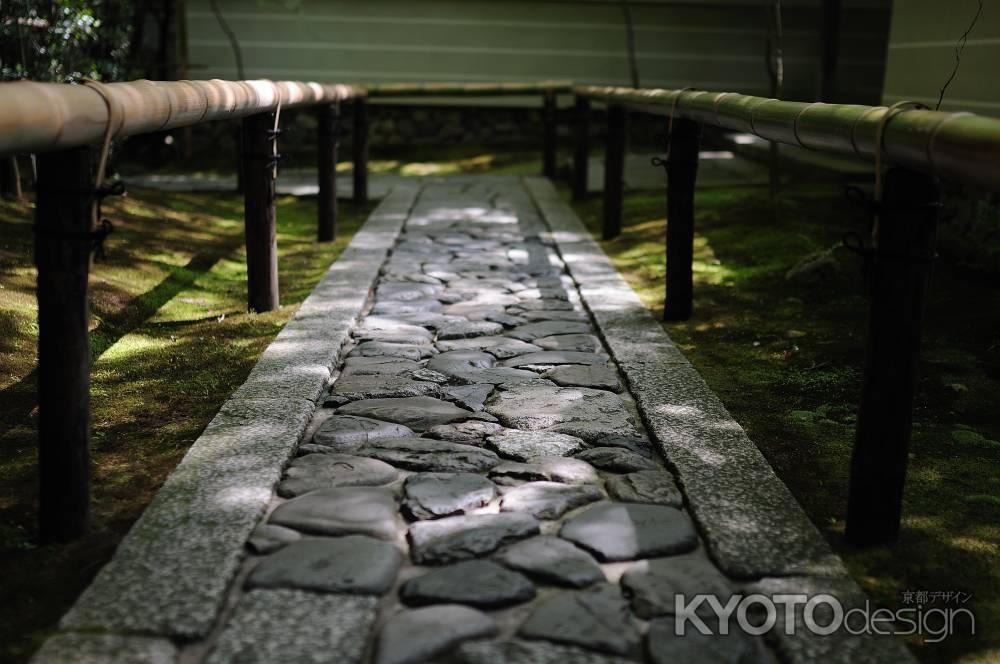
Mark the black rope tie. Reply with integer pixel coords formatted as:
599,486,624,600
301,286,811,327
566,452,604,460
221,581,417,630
842,185,939,277
651,156,669,172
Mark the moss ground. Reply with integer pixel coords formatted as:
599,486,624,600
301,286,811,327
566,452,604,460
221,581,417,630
567,181,1000,663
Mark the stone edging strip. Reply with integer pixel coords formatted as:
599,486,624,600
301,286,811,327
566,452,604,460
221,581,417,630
32,185,419,661
523,176,915,663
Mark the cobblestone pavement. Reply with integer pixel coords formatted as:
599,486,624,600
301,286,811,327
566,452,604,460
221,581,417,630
187,178,780,664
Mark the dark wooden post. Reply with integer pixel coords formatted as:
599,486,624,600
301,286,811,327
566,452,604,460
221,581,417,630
317,102,340,242
572,95,590,201
242,111,280,313
542,90,558,178
352,96,369,204
664,119,702,321
35,147,93,542
846,167,940,545
602,104,627,240
2,155,23,200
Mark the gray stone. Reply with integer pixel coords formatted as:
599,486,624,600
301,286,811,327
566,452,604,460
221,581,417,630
246,537,402,594
494,535,604,588
519,584,640,656
543,365,622,392
32,634,177,664
394,311,468,329
485,383,637,442
575,447,657,472
400,559,536,608
506,321,592,341
349,340,437,361
438,321,505,339
489,456,600,486
500,351,608,368
311,415,416,452
435,335,543,360
247,524,302,555
376,282,443,301
330,374,440,400
647,615,760,664
375,605,498,664
455,639,636,664
278,454,399,497
443,384,493,411
425,421,505,444
501,482,603,519
206,589,376,664
269,487,399,539
605,471,683,507
485,312,526,328
338,396,476,431
535,334,603,353
507,299,576,313
519,310,589,322
356,316,434,341
361,438,501,473
486,429,585,461
403,472,498,520
560,503,698,562
594,435,654,457
426,349,493,373
371,298,443,315
341,356,421,377
410,367,450,383
620,554,734,619
516,287,569,301
355,326,433,346
409,513,540,564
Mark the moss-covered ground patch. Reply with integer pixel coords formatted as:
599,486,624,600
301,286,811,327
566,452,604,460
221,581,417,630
0,189,372,662
569,182,1000,663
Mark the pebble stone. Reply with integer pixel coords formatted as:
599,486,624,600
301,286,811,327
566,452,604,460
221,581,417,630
535,334,603,353
455,639,637,664
400,559,536,608
542,365,622,392
425,421,505,444
494,536,605,588
438,321,505,339
489,456,601,486
620,555,735,619
408,513,540,564
442,384,493,411
311,415,415,451
341,356,422,377
500,351,608,368
574,447,658,473
360,437,501,473
560,503,699,562
505,321,592,341
375,605,498,664
277,454,399,498
605,470,684,507
349,341,437,361
403,472,498,520
519,584,641,656
268,487,399,540
330,374,440,400
338,396,478,431
500,482,603,519
485,383,638,442
246,524,302,555
647,615,759,664
435,336,543,359
246,537,402,594
486,429,586,461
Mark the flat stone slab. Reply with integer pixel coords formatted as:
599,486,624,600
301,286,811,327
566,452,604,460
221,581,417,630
543,365,622,392
376,282,443,301
247,537,402,594
247,523,302,555
500,351,608,368
535,334,603,353
31,634,178,664
375,605,498,664
519,584,641,656
442,384,493,411
349,341,437,361
341,356,422,377
489,456,600,486
311,415,415,451
206,589,376,664
371,298,443,315
486,383,637,442
486,429,586,461
605,471,683,507
338,396,475,431
403,472,498,520
500,482,603,519
360,438,501,473
400,559,536,608
438,321,505,339
494,535,604,588
408,513,540,564
330,374,440,400
278,454,399,497
269,487,399,540
455,639,636,664
356,316,434,340
560,503,698,562
436,336,543,359
425,421,505,444
519,310,589,322
620,554,734,619
574,447,657,473
647,615,761,664
506,321,592,341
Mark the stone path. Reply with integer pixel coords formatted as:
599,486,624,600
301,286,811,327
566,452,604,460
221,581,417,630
35,176,914,664
194,178,766,664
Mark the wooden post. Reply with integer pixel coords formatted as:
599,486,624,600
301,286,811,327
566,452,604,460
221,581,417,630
1,155,22,200
572,95,590,201
602,104,627,240
664,119,702,321
542,90,557,178
317,102,340,242
846,167,940,545
35,147,93,542
352,97,369,205
242,111,280,313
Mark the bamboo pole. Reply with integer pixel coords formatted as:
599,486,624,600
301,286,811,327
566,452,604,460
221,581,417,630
365,81,573,98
